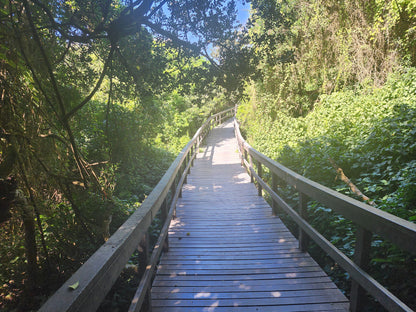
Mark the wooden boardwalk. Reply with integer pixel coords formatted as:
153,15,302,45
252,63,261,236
151,119,349,311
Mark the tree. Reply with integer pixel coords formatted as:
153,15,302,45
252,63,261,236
0,0,239,309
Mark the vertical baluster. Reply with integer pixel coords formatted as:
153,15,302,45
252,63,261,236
184,155,188,184
178,172,182,198
239,142,244,166
247,150,253,183
191,145,195,166
170,181,177,218
257,160,262,196
350,227,372,312
160,198,169,252
137,233,151,311
298,192,309,252
271,173,278,215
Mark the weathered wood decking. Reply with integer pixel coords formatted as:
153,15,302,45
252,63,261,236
151,119,349,311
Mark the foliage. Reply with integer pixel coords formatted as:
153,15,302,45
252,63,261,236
235,0,416,309
0,0,240,311
239,68,416,309
244,0,416,117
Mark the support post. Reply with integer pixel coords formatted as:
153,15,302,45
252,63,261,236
187,153,191,175
350,227,372,312
175,172,182,199
247,151,253,183
238,140,244,166
257,161,262,196
240,147,244,167
170,182,177,218
184,156,188,184
271,173,278,215
298,192,309,252
191,145,195,166
137,233,151,311
160,199,169,252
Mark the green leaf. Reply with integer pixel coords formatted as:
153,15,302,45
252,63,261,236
68,281,79,290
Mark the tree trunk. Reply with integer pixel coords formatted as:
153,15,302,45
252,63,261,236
16,189,38,292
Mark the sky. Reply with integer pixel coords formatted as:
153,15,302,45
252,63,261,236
236,1,251,26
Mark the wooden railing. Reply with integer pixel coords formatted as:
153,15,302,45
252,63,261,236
39,107,236,312
234,119,416,312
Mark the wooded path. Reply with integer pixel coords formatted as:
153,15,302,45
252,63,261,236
151,119,349,311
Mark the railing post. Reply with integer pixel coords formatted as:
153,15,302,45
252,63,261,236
247,150,253,183
257,160,262,196
187,152,191,175
191,145,195,166
350,227,372,312
183,155,188,184
240,145,245,167
137,233,151,311
271,173,278,215
160,198,169,252
170,182,177,218
298,192,309,252
240,144,244,167
178,172,182,198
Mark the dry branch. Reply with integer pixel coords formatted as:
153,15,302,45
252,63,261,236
328,157,376,206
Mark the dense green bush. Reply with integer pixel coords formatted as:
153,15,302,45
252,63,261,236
238,68,416,310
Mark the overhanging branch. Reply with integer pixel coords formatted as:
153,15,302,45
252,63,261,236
143,20,201,54
64,45,115,121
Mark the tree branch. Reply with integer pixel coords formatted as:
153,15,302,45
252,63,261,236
143,20,201,54
115,46,141,82
11,4,61,122
329,157,376,206
146,0,168,19
64,45,115,121
23,0,66,118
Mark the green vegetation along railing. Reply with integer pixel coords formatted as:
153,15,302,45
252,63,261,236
39,107,236,312
234,119,416,312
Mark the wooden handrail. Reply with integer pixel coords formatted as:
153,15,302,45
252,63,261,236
39,107,235,312
234,118,416,312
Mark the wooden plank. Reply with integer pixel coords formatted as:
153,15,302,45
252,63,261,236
155,266,326,276
152,282,340,293
160,252,306,260
152,295,349,307
153,276,333,287
162,245,300,252
166,235,295,242
153,271,327,281
168,228,292,234
167,241,298,248
158,256,313,265
152,287,343,300
152,303,350,312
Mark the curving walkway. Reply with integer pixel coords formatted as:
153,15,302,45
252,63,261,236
151,119,349,311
